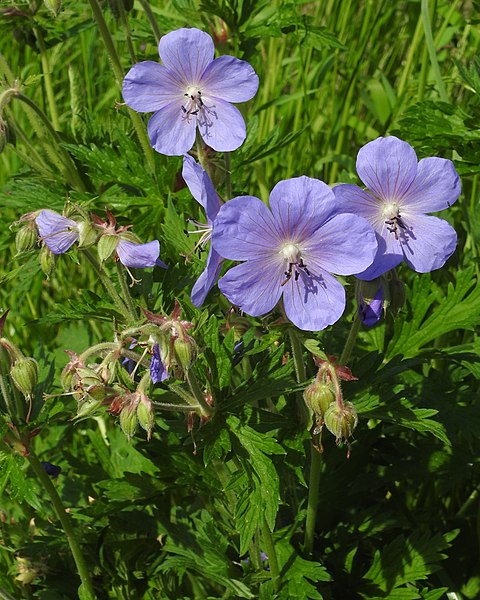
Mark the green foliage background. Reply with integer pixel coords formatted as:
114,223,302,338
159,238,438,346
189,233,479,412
0,0,480,599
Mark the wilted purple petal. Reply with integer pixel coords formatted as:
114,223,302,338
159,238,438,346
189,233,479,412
218,258,284,317
201,55,259,102
356,136,418,202
269,177,338,240
148,101,197,156
401,157,461,213
212,196,279,261
159,28,214,83
191,247,223,307
400,214,457,273
122,62,183,112
282,269,346,331
117,239,162,268
197,97,247,152
35,210,79,254
150,344,169,383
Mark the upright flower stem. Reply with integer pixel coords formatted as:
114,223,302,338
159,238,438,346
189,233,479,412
86,0,157,178
32,27,60,131
83,250,129,319
224,152,232,200
0,90,86,192
261,519,281,592
303,313,362,554
421,0,448,102
26,449,97,599
288,328,309,426
138,0,161,44
115,262,139,323
185,368,214,417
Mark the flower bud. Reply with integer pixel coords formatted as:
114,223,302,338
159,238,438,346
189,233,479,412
356,277,387,328
77,221,98,248
173,333,197,371
136,394,154,440
39,245,56,277
324,402,358,444
10,357,39,397
97,234,119,263
120,405,138,440
303,380,335,418
44,0,62,16
15,222,38,254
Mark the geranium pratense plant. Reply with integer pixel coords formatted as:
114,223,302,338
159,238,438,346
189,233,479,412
182,154,223,306
333,136,461,280
212,176,378,331
122,28,259,156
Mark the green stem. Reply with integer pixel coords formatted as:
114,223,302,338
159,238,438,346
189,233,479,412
138,0,161,45
83,250,129,318
26,449,97,599
0,586,17,600
185,368,214,417
339,312,361,365
421,0,448,102
114,0,137,64
10,92,86,191
87,0,156,177
261,519,280,592
0,371,15,420
33,27,60,130
115,262,139,323
303,314,361,554
303,448,322,555
288,328,306,382
224,152,232,199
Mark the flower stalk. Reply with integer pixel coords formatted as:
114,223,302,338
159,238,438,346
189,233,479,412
25,447,97,599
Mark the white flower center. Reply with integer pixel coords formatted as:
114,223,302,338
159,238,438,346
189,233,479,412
181,85,205,120
280,242,310,285
382,202,407,240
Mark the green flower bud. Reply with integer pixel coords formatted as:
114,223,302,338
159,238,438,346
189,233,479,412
136,394,154,440
324,402,358,444
44,0,62,16
173,334,197,371
15,222,38,254
10,357,39,397
77,221,98,248
75,396,103,419
97,234,119,263
303,380,335,418
39,246,55,278
120,405,138,440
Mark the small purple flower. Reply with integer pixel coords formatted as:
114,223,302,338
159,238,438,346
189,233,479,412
212,177,378,331
358,283,384,327
41,461,62,478
117,239,167,269
333,136,461,280
150,343,169,383
182,154,223,306
122,28,259,156
35,210,79,254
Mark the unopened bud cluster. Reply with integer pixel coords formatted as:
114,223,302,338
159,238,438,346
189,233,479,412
304,356,358,452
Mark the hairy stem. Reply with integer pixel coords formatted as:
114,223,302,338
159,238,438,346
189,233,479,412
261,519,281,592
26,449,97,599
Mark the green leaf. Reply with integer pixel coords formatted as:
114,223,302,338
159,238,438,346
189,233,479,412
362,531,452,594
386,268,480,360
